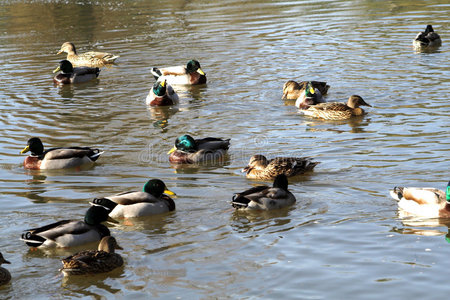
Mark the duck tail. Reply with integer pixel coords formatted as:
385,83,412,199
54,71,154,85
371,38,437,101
104,55,120,63
151,68,162,80
390,187,404,201
21,231,46,248
231,194,250,209
90,198,117,211
89,150,104,162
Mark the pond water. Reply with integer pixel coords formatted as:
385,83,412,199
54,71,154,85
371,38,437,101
0,0,449,298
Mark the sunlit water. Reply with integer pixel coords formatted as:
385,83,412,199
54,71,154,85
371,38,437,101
0,0,449,298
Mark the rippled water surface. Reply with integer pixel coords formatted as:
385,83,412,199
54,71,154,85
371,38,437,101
1,0,450,298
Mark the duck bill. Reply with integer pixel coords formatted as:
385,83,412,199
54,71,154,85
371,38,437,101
164,188,176,196
160,80,166,87
57,50,63,55
309,86,315,94
167,146,177,154
282,92,287,100
20,145,30,154
53,66,61,73
115,243,124,250
241,166,251,174
197,68,205,76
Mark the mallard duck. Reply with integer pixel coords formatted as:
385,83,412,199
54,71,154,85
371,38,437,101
390,182,450,218
146,79,179,106
151,60,206,85
232,174,296,210
0,252,11,286
242,155,319,180
167,134,230,164
300,95,371,120
60,236,123,276
57,42,119,67
20,137,103,170
90,179,176,219
53,60,100,84
413,25,442,49
294,82,326,109
21,205,111,248
283,80,329,100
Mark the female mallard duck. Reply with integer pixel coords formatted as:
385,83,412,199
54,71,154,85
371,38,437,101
413,25,442,49
242,155,319,180
390,182,450,218
90,179,176,219
168,134,230,164
20,137,103,170
151,60,206,85
21,205,111,248
57,42,119,67
146,79,179,106
232,174,296,210
294,82,326,109
283,80,329,100
60,236,123,276
300,95,371,120
0,252,11,286
53,60,100,84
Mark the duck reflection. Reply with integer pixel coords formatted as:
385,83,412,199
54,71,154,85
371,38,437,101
146,105,179,131
229,207,294,234
392,215,450,242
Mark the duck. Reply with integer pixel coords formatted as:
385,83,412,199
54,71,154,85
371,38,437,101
57,42,119,67
20,137,103,170
0,252,11,286
413,25,442,49
151,60,206,85
21,205,111,248
146,79,179,106
53,60,100,84
242,155,319,180
90,179,176,219
294,82,326,109
232,174,296,210
390,182,450,218
60,236,123,276
300,95,371,120
283,80,330,100
167,134,230,164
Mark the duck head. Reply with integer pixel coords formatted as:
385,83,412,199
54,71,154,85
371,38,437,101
0,252,10,265
186,60,205,75
84,205,110,225
98,236,123,253
273,174,289,191
446,181,450,203
53,60,74,74
168,134,197,154
153,80,167,97
347,95,371,108
21,137,44,156
143,179,175,197
241,155,269,173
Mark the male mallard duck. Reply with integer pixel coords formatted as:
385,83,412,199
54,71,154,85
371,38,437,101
242,155,319,180
283,80,329,100
294,82,326,109
232,174,296,210
168,134,230,164
53,60,100,84
146,79,179,106
21,205,110,248
20,137,103,170
60,236,123,276
57,42,119,67
390,182,450,218
0,252,11,286
300,95,371,120
413,25,442,49
90,179,176,219
151,60,206,85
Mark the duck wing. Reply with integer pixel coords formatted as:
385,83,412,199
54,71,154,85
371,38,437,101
267,157,318,177
195,138,230,151
43,147,102,160
106,191,160,205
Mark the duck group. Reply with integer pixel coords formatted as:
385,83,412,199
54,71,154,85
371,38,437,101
6,24,444,282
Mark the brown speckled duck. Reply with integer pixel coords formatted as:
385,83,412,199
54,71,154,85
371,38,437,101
300,95,371,120
242,155,319,180
57,42,119,67
60,236,123,276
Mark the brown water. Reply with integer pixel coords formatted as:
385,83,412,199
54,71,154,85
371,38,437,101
1,0,450,298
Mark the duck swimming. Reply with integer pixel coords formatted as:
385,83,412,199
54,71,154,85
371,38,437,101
390,182,450,218
168,134,230,164
90,179,176,219
151,60,206,85
53,60,100,84
20,137,103,170
232,174,296,210
300,95,371,120
21,205,111,248
283,80,329,100
242,155,318,180
294,82,326,109
0,252,11,286
57,42,119,67
413,25,442,49
60,236,123,276
146,79,179,106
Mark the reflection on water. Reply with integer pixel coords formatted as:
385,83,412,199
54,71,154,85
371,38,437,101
1,0,450,298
